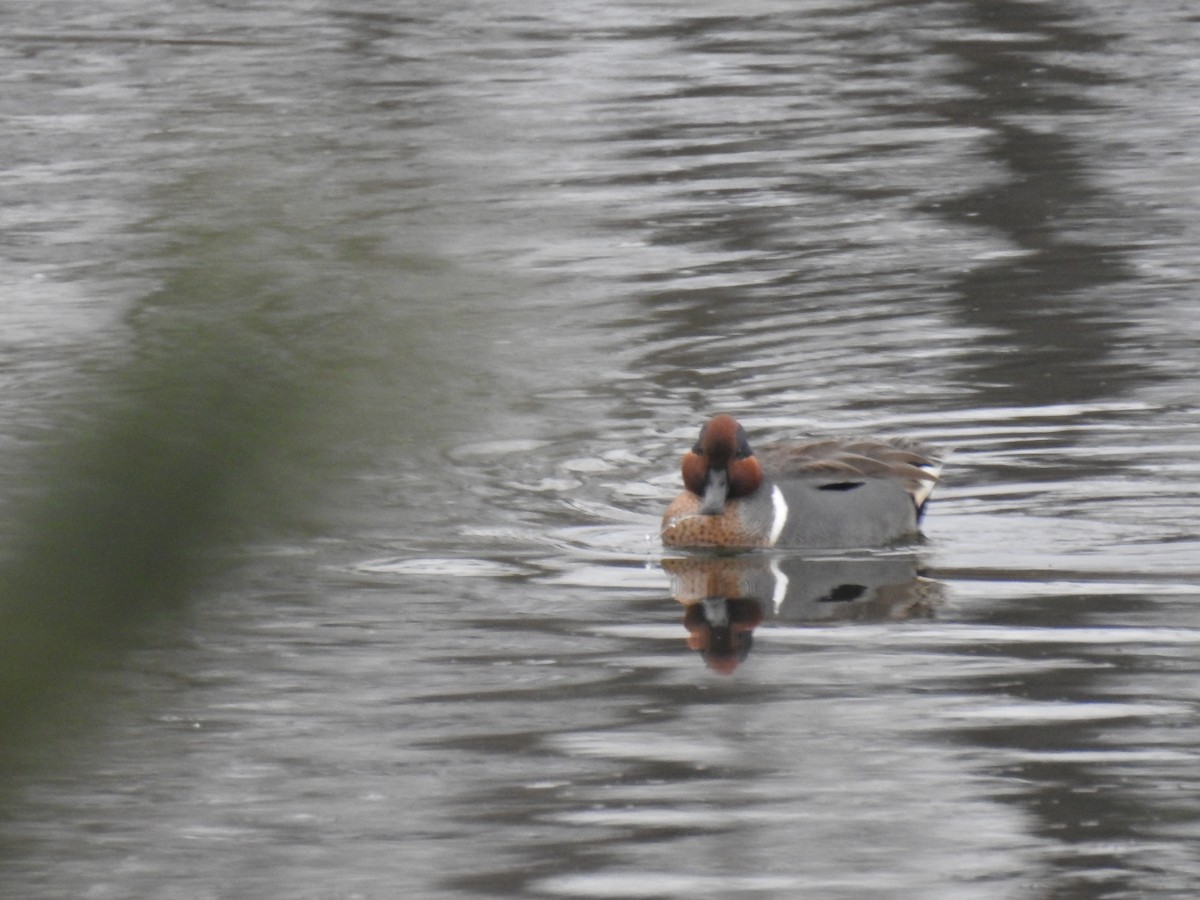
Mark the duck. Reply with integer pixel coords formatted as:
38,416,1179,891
661,414,943,549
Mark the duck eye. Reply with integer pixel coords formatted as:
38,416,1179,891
734,427,753,458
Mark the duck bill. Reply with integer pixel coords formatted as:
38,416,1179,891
699,467,729,515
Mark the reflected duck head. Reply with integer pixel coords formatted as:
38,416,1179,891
683,596,762,675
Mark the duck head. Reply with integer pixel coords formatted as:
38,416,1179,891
680,414,764,514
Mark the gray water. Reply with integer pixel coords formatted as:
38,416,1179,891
3,2,1200,898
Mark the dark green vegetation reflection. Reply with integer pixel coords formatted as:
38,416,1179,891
0,178,470,744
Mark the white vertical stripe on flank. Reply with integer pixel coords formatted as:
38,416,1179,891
768,484,788,545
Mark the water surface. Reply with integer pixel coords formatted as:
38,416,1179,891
2,2,1200,898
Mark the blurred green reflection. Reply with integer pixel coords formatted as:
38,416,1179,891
0,191,478,741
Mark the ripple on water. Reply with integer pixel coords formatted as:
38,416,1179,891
355,557,529,578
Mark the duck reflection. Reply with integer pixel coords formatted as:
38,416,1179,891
682,596,763,675
663,553,941,673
